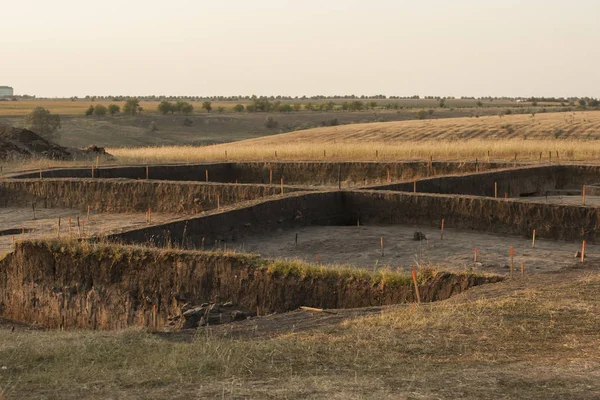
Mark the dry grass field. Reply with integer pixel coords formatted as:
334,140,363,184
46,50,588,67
104,111,600,164
1,264,598,399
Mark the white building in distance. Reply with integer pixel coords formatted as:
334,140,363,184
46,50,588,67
0,86,14,97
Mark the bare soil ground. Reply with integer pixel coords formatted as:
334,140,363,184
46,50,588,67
0,207,182,256
240,224,595,276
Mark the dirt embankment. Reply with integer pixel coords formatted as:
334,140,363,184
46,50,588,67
9,161,514,186
346,190,600,242
0,241,501,330
0,125,111,161
0,179,310,213
369,165,600,197
110,189,600,247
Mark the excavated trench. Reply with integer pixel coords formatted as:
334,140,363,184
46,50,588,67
0,241,502,330
9,161,515,186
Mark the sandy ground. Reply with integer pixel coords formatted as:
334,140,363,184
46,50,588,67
0,207,183,256
240,224,595,276
527,194,600,206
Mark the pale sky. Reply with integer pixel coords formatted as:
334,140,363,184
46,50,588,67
2,0,599,98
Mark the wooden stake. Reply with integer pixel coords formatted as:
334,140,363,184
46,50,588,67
57,217,61,238
387,168,390,183
494,182,498,198
280,178,284,195
375,150,379,159
441,218,445,240
380,237,384,257
205,169,208,183
87,205,90,222
148,208,151,224
582,185,586,205
269,169,273,184
338,165,342,190
323,149,326,158
413,179,417,193
68,217,72,237
39,168,42,180
474,248,478,264
411,266,421,304
475,158,478,172
275,151,278,158
318,254,321,265
509,247,514,279
581,240,586,263
532,230,536,248
146,166,149,180
549,151,552,163
521,263,525,277
225,150,227,159
217,194,220,210
295,233,298,246
487,150,490,163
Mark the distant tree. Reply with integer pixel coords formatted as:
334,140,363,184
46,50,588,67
232,104,245,112
202,101,212,113
369,101,378,109
24,106,61,140
180,103,194,115
264,116,278,129
123,98,141,116
93,104,107,117
158,101,173,115
279,104,293,112
293,103,302,111
107,104,120,116
578,99,587,108
476,100,483,107
85,105,94,116
415,110,428,120
438,99,446,108
216,106,225,113
588,98,600,107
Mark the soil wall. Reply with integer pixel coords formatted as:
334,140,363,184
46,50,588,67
0,179,309,213
345,190,600,242
109,191,348,247
369,165,600,197
10,161,513,186
0,241,501,330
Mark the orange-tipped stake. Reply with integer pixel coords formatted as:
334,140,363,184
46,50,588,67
148,208,152,224
413,179,417,193
87,205,90,222
504,193,507,199
521,263,525,277
441,219,445,240
411,266,421,304
582,185,586,205
280,178,284,195
11,235,14,245
205,169,208,183
581,240,586,263
269,169,273,184
532,230,536,248
146,166,149,180
474,248,478,264
318,254,321,265
509,247,514,279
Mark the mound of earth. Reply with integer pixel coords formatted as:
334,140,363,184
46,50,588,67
0,125,113,161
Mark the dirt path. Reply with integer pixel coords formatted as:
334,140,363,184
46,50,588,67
240,224,595,276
